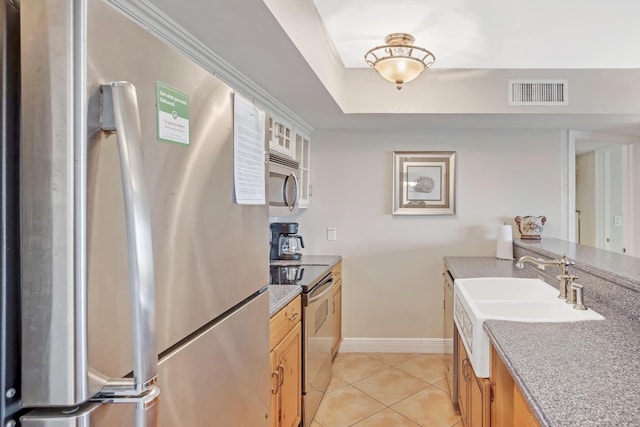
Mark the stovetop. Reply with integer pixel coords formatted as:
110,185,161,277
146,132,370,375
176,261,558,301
269,264,331,292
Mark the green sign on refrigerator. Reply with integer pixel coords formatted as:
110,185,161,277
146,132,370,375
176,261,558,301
156,82,190,145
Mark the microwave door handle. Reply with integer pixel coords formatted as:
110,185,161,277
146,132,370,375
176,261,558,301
282,172,299,209
282,174,291,207
289,172,299,209
100,82,158,394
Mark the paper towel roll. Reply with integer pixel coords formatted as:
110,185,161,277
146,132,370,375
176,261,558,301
496,225,514,260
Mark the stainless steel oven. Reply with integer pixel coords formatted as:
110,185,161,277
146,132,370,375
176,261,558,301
302,272,333,427
269,264,334,427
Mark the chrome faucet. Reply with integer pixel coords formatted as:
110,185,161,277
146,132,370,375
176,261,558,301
515,255,576,300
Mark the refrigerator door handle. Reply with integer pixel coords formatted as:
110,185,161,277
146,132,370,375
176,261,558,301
135,385,161,427
20,386,161,427
100,82,158,394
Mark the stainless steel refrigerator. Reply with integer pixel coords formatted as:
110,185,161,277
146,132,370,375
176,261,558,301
2,0,270,425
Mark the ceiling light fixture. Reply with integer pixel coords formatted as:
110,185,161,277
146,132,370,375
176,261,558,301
364,33,435,90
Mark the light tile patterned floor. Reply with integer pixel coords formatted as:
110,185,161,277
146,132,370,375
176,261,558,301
311,353,462,427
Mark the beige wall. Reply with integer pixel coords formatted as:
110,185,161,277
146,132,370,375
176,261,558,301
295,129,564,342
576,152,596,246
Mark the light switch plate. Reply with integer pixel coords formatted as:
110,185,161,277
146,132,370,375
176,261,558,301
327,227,337,241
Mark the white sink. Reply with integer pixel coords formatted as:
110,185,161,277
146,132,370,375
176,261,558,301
453,277,604,378
457,277,558,301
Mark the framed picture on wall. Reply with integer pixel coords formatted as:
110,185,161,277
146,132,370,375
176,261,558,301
392,151,456,215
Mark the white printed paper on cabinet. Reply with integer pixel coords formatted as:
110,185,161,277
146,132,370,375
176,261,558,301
233,93,266,204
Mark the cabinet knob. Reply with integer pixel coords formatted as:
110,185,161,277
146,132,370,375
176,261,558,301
289,312,299,321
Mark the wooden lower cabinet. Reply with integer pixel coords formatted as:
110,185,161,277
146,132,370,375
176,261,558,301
331,262,343,358
456,332,491,427
490,344,540,427
457,333,469,420
490,344,513,427
513,384,540,427
270,296,302,427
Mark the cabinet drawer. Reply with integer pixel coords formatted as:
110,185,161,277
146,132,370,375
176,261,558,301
270,295,301,350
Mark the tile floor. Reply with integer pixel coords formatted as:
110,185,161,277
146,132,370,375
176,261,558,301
311,353,461,427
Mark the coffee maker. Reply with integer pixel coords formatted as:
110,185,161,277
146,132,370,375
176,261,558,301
270,222,305,260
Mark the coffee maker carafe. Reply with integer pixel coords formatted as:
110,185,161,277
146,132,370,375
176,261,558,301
270,222,305,260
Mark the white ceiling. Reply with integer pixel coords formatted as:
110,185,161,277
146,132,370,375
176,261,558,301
144,0,640,135
312,0,640,69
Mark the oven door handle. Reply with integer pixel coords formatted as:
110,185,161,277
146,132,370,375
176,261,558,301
308,277,334,303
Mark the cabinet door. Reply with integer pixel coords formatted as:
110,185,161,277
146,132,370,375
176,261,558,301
457,334,469,425
470,375,483,427
268,116,295,159
332,280,342,358
295,130,311,208
273,322,302,427
470,370,491,427
514,385,540,427
490,344,514,427
270,350,279,427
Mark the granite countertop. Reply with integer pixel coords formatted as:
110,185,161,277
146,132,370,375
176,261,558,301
268,255,342,317
444,256,521,279
269,285,302,316
486,311,640,426
445,255,640,426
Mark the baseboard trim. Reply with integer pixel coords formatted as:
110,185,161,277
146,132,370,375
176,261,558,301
338,338,453,354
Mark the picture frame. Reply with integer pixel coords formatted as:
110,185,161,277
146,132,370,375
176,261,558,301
392,151,456,215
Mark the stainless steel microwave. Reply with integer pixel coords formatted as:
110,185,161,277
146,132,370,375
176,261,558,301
268,153,300,217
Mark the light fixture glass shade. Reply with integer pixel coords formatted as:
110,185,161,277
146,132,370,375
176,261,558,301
365,33,435,90
374,57,425,87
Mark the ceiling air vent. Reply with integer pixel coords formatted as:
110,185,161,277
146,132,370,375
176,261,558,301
508,79,568,106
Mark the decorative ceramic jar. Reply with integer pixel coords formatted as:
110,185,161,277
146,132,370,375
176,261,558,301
514,215,546,240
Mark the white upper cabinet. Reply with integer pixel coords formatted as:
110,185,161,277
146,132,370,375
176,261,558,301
295,129,311,208
266,113,312,211
267,115,295,160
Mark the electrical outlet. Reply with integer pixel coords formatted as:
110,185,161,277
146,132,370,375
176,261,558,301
327,228,337,241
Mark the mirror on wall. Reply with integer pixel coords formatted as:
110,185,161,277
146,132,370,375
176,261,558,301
568,130,639,258
575,143,627,254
